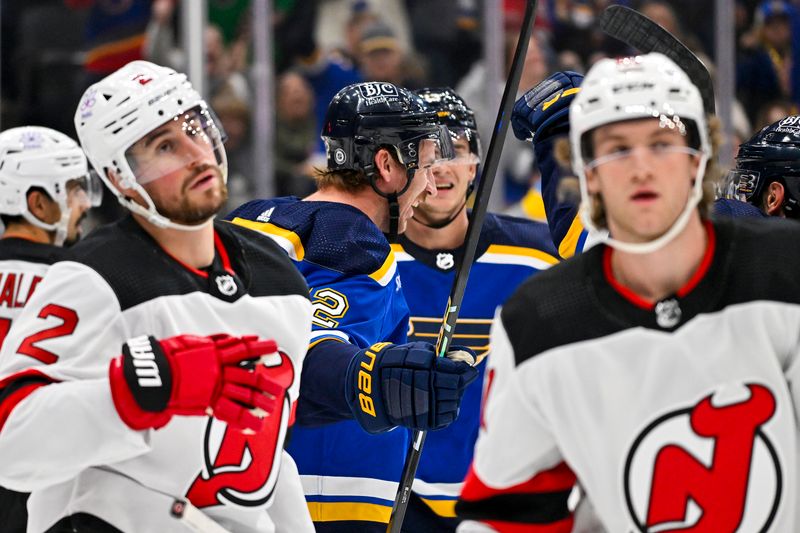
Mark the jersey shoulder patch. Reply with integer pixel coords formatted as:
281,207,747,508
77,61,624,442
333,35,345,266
227,197,392,277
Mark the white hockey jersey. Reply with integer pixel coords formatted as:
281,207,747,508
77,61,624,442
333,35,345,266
0,217,313,533
0,238,65,351
457,218,800,532
0,237,67,533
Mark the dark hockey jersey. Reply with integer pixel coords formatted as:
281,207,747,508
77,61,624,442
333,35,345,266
0,217,313,533
457,217,800,532
394,213,558,523
227,198,412,530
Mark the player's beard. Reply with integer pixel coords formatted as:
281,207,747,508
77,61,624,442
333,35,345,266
160,166,228,225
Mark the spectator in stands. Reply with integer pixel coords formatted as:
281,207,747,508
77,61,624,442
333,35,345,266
357,20,427,88
737,0,799,123
274,71,319,198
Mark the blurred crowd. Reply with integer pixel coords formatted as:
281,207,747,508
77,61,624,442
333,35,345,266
1,0,799,220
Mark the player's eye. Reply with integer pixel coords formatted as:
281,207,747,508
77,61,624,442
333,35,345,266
651,141,673,152
156,139,175,154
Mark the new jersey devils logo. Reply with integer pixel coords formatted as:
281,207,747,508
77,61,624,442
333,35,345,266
623,383,782,532
185,350,295,508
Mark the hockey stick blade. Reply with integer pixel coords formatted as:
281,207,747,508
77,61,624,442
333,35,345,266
599,5,715,115
385,2,540,532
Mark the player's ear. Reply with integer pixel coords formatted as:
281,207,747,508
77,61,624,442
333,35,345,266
585,166,600,195
373,148,395,187
765,181,785,216
27,189,59,224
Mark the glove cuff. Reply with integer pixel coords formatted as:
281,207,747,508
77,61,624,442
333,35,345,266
109,356,171,431
120,335,173,412
345,342,395,434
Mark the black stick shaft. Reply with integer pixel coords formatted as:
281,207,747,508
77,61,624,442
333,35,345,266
385,2,539,531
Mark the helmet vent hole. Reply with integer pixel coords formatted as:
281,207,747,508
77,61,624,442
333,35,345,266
158,110,164,116
102,93,113,101
177,99,183,106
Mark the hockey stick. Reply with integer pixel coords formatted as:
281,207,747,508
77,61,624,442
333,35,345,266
598,5,715,115
385,2,539,532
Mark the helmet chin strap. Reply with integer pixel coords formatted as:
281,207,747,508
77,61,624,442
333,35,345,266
387,192,400,243
121,179,215,232
21,207,70,246
371,166,416,243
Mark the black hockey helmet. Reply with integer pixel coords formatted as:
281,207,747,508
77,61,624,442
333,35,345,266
724,115,800,217
322,81,455,241
322,82,454,178
414,87,482,160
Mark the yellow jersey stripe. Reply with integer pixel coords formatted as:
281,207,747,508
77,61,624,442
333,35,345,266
369,253,397,286
421,497,457,518
484,244,559,265
307,501,391,523
229,218,305,261
558,215,586,260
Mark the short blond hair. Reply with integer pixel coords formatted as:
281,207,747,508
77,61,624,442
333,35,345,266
554,116,722,230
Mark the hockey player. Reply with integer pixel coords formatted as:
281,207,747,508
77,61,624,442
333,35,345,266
0,61,314,532
457,52,800,531
394,87,558,532
723,115,800,217
226,82,479,533
0,126,101,532
512,70,764,261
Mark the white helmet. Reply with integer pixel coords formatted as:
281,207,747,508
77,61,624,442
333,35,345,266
569,52,710,254
0,126,102,245
74,60,227,231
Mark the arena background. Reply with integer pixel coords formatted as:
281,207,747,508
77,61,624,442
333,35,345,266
0,0,785,223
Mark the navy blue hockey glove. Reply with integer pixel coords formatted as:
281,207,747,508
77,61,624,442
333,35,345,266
345,342,478,434
511,71,584,144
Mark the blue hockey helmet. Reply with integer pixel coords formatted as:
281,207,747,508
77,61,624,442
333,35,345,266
724,115,800,216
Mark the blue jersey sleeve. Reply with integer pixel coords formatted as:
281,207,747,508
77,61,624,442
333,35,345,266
535,135,589,259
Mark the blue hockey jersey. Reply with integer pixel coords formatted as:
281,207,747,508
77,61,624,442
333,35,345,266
394,213,559,524
226,197,412,531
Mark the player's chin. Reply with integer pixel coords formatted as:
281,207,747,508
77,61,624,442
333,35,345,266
177,188,228,224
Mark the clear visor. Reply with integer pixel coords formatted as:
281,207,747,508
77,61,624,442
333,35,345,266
585,145,700,171
720,168,760,202
397,125,456,170
66,171,103,208
436,130,481,167
124,105,227,185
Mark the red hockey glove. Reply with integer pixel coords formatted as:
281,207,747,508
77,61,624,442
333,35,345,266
109,334,285,432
